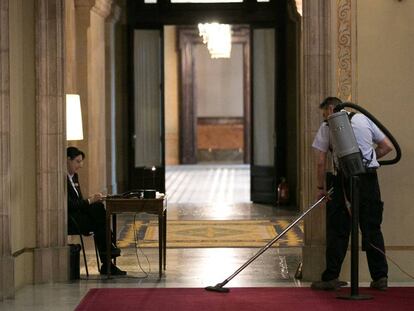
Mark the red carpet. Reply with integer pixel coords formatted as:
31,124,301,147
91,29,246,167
75,287,414,311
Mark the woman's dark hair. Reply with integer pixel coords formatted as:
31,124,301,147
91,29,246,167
319,96,342,109
67,146,85,160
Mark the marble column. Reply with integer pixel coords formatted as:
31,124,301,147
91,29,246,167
65,0,78,94
74,0,113,196
300,0,333,281
105,5,121,195
34,0,68,283
0,0,14,300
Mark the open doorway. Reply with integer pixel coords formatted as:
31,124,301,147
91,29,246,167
177,25,250,165
128,0,301,209
164,25,252,210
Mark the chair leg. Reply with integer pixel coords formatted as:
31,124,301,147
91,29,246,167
79,234,89,277
93,235,101,272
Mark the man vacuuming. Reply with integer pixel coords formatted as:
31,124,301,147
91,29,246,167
311,97,393,291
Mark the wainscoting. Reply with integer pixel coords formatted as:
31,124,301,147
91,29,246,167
197,117,244,163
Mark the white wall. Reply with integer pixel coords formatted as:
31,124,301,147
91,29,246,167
194,43,244,117
339,0,414,282
358,1,414,242
164,26,180,165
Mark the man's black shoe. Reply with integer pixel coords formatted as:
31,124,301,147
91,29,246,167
100,263,127,276
311,279,347,291
111,265,127,276
370,277,387,290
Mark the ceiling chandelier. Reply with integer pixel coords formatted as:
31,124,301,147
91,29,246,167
198,23,232,59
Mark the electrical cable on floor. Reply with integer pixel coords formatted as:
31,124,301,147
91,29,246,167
371,242,414,280
278,255,289,280
133,213,151,278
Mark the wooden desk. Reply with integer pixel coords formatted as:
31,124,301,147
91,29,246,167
105,197,167,278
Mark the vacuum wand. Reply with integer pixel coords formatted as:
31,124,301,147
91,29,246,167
205,188,333,293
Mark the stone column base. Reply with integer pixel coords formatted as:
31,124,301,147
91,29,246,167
301,245,326,281
34,246,70,284
0,255,15,300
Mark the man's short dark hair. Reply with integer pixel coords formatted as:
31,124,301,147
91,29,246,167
67,146,85,160
319,97,342,109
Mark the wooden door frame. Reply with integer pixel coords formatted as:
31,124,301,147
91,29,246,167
178,25,251,164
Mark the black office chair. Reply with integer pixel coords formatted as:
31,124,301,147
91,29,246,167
68,215,100,277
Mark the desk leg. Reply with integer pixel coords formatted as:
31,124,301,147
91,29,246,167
112,215,117,265
158,213,163,278
106,212,112,278
163,209,167,270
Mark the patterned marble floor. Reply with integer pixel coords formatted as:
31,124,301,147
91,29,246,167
112,164,302,282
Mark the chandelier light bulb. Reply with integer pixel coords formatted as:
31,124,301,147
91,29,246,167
198,23,232,59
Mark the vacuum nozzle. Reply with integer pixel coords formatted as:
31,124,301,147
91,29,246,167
205,282,230,293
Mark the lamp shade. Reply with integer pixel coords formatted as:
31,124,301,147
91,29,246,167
66,94,84,140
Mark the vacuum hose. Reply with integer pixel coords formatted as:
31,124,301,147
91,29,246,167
334,102,402,166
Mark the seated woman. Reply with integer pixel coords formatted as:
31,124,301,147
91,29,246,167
67,146,126,275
